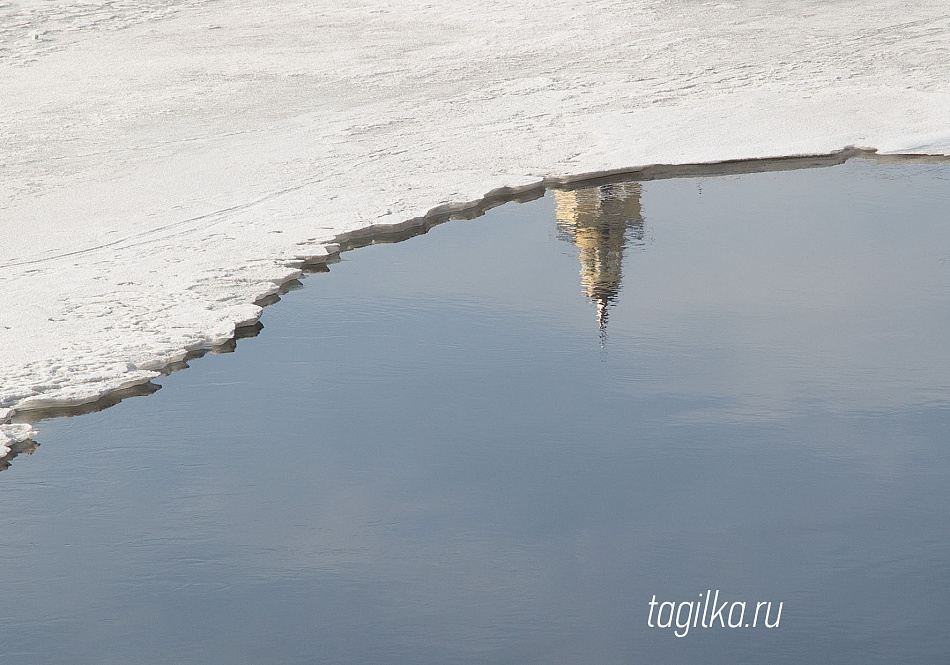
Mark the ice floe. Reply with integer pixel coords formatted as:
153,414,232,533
3,0,950,442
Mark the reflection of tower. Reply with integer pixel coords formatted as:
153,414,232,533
555,182,644,344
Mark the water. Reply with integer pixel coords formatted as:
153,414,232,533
2,158,950,663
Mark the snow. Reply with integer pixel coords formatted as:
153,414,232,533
3,0,950,451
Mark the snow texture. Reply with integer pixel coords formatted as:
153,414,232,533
3,0,950,450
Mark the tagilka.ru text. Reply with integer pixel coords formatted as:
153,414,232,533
648,590,783,637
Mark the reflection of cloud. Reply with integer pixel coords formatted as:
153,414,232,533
555,183,644,343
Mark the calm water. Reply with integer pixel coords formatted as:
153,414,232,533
2,158,950,663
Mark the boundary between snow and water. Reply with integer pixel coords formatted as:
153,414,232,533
3,147,950,454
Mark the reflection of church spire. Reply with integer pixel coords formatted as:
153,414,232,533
555,182,644,344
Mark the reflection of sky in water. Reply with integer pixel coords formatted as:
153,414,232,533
2,159,950,664
561,161,950,423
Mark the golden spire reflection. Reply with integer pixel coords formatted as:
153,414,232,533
555,182,644,344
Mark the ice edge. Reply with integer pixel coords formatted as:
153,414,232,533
3,146,948,441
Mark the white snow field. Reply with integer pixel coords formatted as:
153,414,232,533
3,0,950,449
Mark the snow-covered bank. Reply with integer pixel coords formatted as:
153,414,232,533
3,0,950,450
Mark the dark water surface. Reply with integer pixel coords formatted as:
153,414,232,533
2,158,950,663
